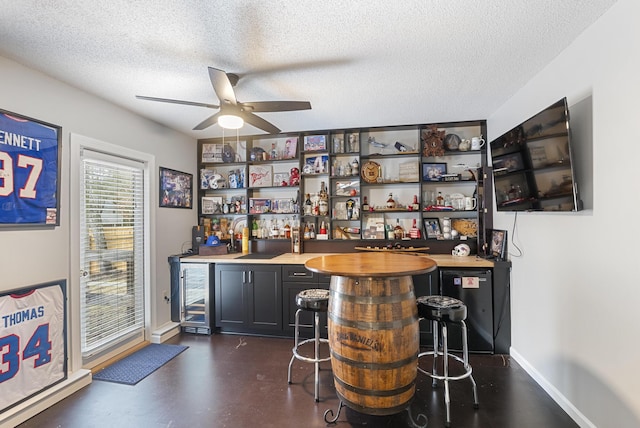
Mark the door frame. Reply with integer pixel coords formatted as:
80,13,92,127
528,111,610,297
69,133,155,370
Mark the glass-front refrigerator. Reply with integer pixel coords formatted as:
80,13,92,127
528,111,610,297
174,260,213,335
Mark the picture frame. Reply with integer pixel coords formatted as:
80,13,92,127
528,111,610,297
423,218,442,238
248,165,272,187
201,140,246,163
201,196,223,214
303,135,327,152
488,229,508,260
159,167,193,209
422,162,447,181
0,109,62,226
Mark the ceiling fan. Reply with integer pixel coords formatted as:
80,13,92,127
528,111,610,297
136,67,311,134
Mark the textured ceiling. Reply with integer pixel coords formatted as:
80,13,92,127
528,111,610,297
0,0,617,138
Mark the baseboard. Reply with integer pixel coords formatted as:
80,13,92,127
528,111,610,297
510,347,596,428
0,369,92,428
151,321,181,344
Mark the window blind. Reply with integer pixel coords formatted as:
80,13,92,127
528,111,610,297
79,151,145,355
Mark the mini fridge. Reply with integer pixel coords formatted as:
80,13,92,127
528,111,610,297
169,256,214,335
440,269,494,353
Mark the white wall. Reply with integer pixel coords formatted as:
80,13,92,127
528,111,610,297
0,55,196,415
488,0,640,426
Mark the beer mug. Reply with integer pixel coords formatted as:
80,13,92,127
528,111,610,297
464,196,477,211
471,136,485,150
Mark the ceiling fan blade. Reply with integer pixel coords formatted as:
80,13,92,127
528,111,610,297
208,67,237,106
136,95,219,109
193,112,223,131
240,101,311,113
241,111,281,134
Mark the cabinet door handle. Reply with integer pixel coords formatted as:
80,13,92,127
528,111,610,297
292,272,308,277
243,271,246,283
248,271,253,283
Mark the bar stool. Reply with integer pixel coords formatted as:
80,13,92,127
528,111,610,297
287,288,331,402
417,295,478,427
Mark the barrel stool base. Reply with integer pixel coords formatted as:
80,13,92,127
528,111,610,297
287,289,331,402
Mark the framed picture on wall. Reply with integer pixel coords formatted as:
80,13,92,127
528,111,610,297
0,109,61,226
159,167,193,208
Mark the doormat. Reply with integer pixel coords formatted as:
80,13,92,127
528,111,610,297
92,344,188,385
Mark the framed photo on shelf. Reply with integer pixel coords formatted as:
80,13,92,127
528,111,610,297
0,109,61,226
303,135,327,152
423,218,441,238
248,165,272,187
422,163,447,181
201,196,223,214
283,137,298,159
488,229,508,260
159,167,193,209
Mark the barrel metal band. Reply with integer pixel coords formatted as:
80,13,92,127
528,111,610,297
329,290,415,305
333,375,415,397
331,349,417,369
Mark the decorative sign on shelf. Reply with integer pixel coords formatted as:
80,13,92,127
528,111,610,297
0,280,68,412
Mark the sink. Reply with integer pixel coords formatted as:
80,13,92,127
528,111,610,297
236,253,282,260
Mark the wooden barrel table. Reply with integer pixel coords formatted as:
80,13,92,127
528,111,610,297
305,253,436,416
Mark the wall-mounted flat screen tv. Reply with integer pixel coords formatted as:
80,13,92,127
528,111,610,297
490,98,582,212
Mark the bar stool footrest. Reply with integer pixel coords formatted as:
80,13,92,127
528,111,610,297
417,350,473,381
291,338,331,364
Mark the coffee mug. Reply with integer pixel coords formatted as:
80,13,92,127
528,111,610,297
471,136,485,150
464,196,477,210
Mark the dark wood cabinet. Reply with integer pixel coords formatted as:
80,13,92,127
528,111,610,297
211,260,510,353
282,265,330,338
215,264,282,334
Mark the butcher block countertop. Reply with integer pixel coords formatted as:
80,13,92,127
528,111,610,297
182,252,495,268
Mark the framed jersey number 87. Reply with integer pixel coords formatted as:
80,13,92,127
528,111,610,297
0,109,61,226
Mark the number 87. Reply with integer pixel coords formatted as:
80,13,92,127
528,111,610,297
0,152,43,199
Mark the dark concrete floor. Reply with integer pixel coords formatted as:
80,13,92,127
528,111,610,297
18,333,578,428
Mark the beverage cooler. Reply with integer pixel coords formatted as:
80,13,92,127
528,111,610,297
169,256,214,334
440,268,494,353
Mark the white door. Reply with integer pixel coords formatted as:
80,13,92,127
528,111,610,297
79,149,146,360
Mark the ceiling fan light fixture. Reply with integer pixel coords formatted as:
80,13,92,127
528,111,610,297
218,114,244,129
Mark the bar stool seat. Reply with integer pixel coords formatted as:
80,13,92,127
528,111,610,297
417,295,478,427
287,289,331,402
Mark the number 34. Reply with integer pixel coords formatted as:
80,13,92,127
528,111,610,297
0,324,52,383
0,152,43,199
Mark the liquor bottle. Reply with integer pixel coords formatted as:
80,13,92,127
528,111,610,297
319,221,327,235
362,196,369,212
318,182,329,216
394,218,404,240
251,218,259,238
260,219,268,240
303,222,311,240
242,227,249,254
436,191,445,206
346,198,355,219
411,195,420,211
309,223,316,239
284,217,291,239
409,218,422,239
304,193,313,215
386,193,396,209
